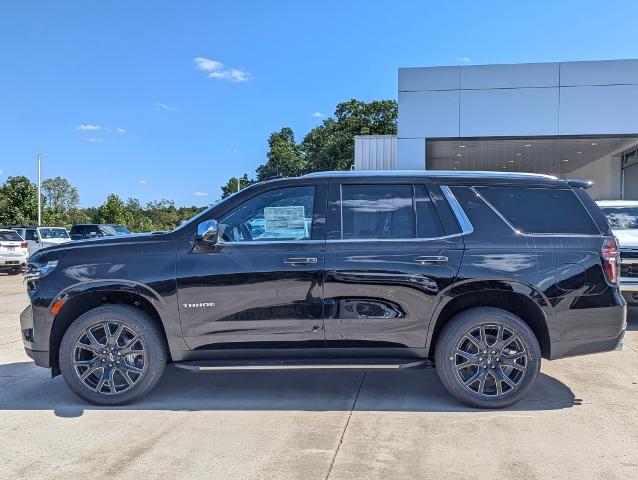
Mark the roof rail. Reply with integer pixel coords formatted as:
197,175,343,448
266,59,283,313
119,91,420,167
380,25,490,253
566,179,594,189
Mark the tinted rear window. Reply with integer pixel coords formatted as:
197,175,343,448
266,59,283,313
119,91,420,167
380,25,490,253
476,186,599,235
341,184,414,239
0,231,22,241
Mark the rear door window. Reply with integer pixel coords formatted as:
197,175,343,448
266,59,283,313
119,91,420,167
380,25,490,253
476,186,599,235
415,185,445,238
24,229,37,240
341,184,414,239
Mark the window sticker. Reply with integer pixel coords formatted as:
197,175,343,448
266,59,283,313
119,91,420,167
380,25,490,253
264,206,306,235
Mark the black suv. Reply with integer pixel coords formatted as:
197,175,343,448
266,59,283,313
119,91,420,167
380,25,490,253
19,171,626,408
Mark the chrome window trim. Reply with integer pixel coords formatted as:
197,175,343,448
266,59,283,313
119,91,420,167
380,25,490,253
326,234,463,243
217,239,325,246
470,186,603,238
440,185,474,235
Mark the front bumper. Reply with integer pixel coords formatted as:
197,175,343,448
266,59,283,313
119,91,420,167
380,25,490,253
20,304,51,368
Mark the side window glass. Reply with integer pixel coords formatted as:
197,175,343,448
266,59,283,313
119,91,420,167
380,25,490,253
218,186,315,242
415,185,445,238
25,229,36,240
341,184,415,239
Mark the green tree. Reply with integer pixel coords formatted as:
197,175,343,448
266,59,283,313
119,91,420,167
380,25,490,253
97,194,134,226
302,99,397,172
254,99,398,183
256,127,306,181
221,173,253,199
0,176,38,226
41,176,80,226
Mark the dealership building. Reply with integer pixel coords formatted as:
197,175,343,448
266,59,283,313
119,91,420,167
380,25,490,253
355,59,638,200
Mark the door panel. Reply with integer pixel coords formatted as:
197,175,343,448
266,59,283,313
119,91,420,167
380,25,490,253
177,241,325,351
324,239,463,350
176,183,327,355
324,181,463,353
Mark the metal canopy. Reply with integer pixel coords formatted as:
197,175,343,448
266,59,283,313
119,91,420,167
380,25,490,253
426,135,638,176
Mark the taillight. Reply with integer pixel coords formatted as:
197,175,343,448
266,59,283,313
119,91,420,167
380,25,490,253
20,242,27,248
602,237,620,285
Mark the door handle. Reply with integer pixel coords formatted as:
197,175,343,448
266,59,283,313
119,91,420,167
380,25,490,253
414,256,448,265
284,257,318,265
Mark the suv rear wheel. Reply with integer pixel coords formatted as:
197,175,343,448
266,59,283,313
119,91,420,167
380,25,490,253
59,305,167,405
435,307,541,409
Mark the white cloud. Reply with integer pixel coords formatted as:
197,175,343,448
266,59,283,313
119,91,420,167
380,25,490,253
0,169,3,176
193,57,252,82
311,112,325,118
457,56,472,64
155,102,175,111
139,180,148,185
87,137,104,143
193,191,208,197
194,57,224,71
116,127,126,134
77,124,102,131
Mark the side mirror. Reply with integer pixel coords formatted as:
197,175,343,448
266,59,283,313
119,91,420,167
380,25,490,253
197,219,219,245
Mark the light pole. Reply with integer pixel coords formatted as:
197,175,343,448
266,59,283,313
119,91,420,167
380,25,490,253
36,153,47,226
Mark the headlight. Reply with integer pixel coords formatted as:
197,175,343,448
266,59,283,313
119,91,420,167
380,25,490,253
24,260,59,281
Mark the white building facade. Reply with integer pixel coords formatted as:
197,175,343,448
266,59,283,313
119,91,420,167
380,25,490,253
355,59,638,200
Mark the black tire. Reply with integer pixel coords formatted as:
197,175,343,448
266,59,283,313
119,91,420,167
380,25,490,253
8,266,20,275
59,304,167,405
435,307,541,409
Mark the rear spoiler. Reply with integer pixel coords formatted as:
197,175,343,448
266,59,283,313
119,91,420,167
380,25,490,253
566,179,594,189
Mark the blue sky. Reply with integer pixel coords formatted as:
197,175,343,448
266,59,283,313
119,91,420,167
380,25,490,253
1,0,638,207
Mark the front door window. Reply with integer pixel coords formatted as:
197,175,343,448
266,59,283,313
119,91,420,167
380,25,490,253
218,186,315,242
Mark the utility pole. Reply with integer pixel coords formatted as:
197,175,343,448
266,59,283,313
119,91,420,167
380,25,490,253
36,153,48,226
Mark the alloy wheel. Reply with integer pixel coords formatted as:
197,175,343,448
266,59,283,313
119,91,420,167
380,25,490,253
453,323,528,397
72,321,147,395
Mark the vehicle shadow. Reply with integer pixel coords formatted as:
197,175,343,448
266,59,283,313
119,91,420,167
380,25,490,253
0,361,577,417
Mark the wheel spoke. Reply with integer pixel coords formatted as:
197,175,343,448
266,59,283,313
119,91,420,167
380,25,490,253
493,325,504,348
107,323,125,346
477,371,487,395
85,329,103,349
120,369,134,387
454,348,480,370
120,362,144,375
502,335,520,351
498,370,517,388
464,334,482,350
493,372,503,395
80,365,102,381
107,368,116,393
120,337,142,356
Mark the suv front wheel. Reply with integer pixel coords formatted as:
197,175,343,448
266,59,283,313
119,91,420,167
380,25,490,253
435,307,541,409
59,305,167,405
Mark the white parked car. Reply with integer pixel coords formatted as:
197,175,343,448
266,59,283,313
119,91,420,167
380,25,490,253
596,200,638,303
0,229,28,275
11,226,72,257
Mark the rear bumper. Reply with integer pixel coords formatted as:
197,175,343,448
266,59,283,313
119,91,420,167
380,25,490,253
550,330,626,359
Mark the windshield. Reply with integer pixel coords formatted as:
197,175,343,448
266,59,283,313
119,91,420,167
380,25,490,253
600,206,638,230
111,225,131,235
39,228,70,239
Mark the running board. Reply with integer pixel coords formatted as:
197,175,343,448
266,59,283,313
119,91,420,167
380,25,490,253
173,358,432,372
